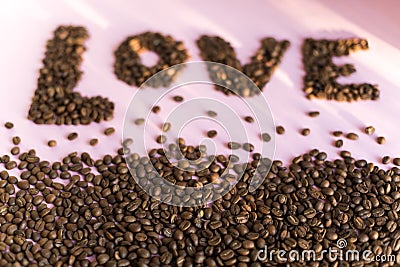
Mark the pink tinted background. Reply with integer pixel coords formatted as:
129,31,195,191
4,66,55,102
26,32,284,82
0,0,399,166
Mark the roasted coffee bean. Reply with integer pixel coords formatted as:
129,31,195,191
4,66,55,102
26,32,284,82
104,127,115,136
346,133,359,140
134,118,145,125
393,158,400,166
276,126,285,135
382,156,391,164
207,130,217,138
244,116,254,123
308,111,320,117
301,128,310,136
152,105,161,113
156,135,166,144
207,110,217,117
365,126,375,135
227,142,241,150
377,136,386,145
335,139,343,148
162,122,171,132
333,131,343,137
67,132,78,141
89,138,98,146
48,140,57,147
173,95,183,102
4,122,14,129
242,143,254,152
261,133,271,142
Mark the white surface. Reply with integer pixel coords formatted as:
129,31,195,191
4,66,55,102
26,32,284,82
0,0,400,166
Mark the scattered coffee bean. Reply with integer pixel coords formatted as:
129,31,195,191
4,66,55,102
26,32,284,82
227,142,241,150
156,135,166,144
276,126,285,135
173,95,184,102
162,122,171,132
244,116,254,123
365,126,375,135
333,131,343,137
67,132,78,141
393,158,400,166
335,139,343,148
242,142,254,152
377,136,386,145
4,122,14,129
382,156,391,164
207,110,217,117
104,127,115,136
10,147,20,155
308,111,320,117
261,132,271,142
152,105,161,114
47,140,57,147
89,138,98,146
12,136,21,145
134,118,145,125
207,130,217,138
301,128,310,136
346,133,359,140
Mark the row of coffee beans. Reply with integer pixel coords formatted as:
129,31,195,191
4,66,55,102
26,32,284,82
302,38,380,101
28,26,115,125
196,36,290,97
1,133,400,266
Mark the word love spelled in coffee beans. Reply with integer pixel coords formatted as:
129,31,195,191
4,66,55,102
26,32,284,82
28,26,115,126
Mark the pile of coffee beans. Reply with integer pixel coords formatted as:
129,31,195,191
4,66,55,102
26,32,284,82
1,135,400,266
114,32,189,88
302,38,380,101
28,26,115,125
197,36,290,97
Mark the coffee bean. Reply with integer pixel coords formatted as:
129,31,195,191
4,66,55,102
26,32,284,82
104,127,115,136
12,136,21,145
134,118,145,125
173,95,183,102
276,126,285,135
10,147,20,155
346,133,358,140
89,138,98,146
333,131,343,137
162,122,171,132
335,139,343,148
377,136,386,145
308,111,320,117
156,135,166,144
244,116,254,123
261,133,271,142
301,128,310,136
227,142,241,150
365,126,375,135
242,143,254,152
393,158,400,166
4,122,13,129
152,106,160,114
207,110,217,117
47,140,57,147
67,132,78,141
207,130,217,138
382,156,391,164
